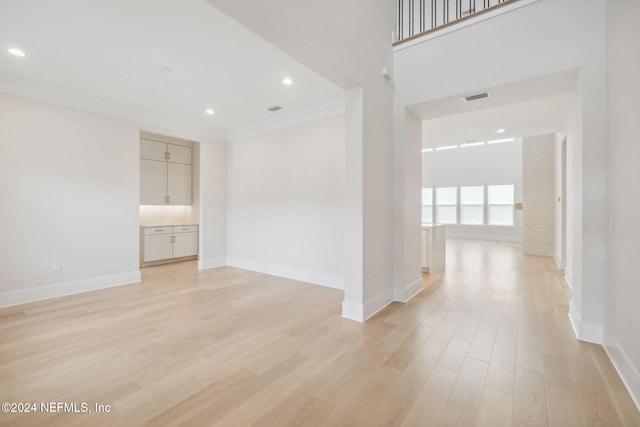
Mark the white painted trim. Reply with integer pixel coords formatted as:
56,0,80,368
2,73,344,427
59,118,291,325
564,269,573,290
342,288,395,323
393,0,543,52
227,98,345,141
603,337,640,412
394,277,424,303
227,257,344,290
0,271,142,308
341,300,364,322
363,289,394,321
568,300,603,344
198,258,228,270
553,255,566,270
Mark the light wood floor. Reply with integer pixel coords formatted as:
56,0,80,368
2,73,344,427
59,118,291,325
1,239,638,426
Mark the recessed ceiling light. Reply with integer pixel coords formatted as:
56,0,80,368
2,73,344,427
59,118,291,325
205,109,215,115
8,48,25,57
282,77,293,86
496,128,506,134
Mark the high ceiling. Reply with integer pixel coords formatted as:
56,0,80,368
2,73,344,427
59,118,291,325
0,0,345,138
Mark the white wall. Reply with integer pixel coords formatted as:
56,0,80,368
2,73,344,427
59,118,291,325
422,138,523,241
395,0,607,342
207,0,396,321
227,115,345,288
0,91,141,306
605,0,640,409
198,140,228,270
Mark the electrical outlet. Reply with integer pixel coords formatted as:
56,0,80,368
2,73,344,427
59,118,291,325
51,261,61,272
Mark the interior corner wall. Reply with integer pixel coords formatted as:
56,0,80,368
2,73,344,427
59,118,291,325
0,91,141,307
227,114,346,289
605,0,640,410
522,134,555,255
207,0,396,322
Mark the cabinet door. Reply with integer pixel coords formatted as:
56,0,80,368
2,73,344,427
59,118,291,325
167,163,191,205
140,159,168,204
173,231,198,258
167,144,192,165
140,139,167,161
144,234,173,262
421,229,429,270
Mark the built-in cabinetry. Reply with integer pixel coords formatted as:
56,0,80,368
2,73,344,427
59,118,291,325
140,138,192,205
141,225,198,265
421,224,446,274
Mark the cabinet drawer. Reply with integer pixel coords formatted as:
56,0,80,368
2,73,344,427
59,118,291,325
173,225,198,233
144,226,173,235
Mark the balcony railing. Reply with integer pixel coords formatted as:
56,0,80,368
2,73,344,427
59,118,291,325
395,0,521,45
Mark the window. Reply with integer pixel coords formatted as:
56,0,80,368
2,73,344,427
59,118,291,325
436,187,457,224
460,186,484,225
488,184,514,226
421,188,433,224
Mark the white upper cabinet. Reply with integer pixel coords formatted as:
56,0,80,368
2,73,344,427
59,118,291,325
167,144,191,165
140,139,168,161
140,138,192,205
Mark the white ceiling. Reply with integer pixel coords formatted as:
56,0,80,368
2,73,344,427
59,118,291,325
422,94,573,147
0,0,345,138
411,69,579,147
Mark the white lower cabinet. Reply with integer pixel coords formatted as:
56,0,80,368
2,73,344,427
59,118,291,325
172,226,198,258
142,225,198,264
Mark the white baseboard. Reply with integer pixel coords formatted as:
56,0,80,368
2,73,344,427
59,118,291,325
364,289,394,320
568,300,603,344
603,336,640,412
394,277,423,303
564,269,573,290
553,255,566,270
341,300,364,322
227,257,344,290
342,288,394,323
198,257,228,270
0,271,142,308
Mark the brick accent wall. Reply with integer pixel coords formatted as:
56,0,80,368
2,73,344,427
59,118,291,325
523,134,555,256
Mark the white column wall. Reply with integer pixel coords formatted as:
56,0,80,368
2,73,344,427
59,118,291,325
605,0,640,409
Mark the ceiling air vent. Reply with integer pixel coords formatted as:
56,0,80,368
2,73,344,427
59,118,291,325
267,105,282,112
463,92,490,102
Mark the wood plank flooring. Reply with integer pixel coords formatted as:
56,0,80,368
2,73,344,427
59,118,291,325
1,239,638,426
